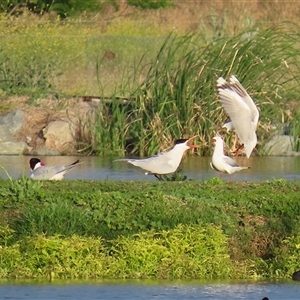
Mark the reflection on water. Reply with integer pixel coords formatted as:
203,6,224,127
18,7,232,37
0,155,300,181
0,279,299,300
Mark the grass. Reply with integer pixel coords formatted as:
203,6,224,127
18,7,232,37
1,9,300,155
0,178,300,279
81,24,300,156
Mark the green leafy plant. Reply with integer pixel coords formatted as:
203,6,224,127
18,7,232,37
0,175,45,206
109,224,232,279
0,180,299,279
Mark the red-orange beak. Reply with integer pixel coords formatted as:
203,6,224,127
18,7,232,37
187,135,199,149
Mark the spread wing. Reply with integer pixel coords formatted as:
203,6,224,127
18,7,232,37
229,75,259,128
218,87,254,144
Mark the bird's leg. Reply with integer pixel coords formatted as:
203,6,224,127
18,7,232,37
233,144,244,156
154,174,164,181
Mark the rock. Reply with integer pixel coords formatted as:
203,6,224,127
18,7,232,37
263,135,300,156
0,109,25,135
0,140,28,155
30,146,60,156
43,120,76,154
0,110,29,155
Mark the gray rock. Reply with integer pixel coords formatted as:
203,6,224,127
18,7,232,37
0,110,29,155
31,146,61,156
43,120,76,154
0,140,28,155
0,109,25,135
263,135,300,156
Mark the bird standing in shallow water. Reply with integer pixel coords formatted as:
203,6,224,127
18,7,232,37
114,136,199,180
210,136,249,180
30,158,81,180
217,75,259,158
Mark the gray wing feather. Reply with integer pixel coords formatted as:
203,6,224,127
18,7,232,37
223,156,239,167
31,160,80,180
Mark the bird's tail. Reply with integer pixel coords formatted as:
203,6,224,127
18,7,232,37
113,158,131,162
240,166,250,170
68,160,81,167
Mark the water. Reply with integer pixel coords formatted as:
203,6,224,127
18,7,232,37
0,279,299,299
1,155,300,181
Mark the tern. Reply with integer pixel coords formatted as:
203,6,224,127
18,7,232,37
29,158,81,180
210,136,249,180
114,136,199,180
217,75,259,158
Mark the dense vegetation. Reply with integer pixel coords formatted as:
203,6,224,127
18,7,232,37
1,0,114,17
2,0,171,17
0,178,299,279
1,18,300,156
1,2,300,156
0,0,299,282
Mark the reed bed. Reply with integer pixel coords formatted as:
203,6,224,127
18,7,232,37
87,24,300,156
1,14,300,155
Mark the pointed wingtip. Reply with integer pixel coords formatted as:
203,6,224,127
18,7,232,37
229,75,239,83
113,158,129,162
216,76,227,86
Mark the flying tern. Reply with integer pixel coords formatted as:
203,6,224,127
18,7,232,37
210,136,249,180
29,158,81,180
217,75,259,158
114,136,199,180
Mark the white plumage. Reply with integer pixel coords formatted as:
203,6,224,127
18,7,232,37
217,75,259,158
30,158,81,180
114,136,198,179
210,136,249,178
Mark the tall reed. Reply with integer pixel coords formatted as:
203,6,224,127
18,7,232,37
89,23,300,156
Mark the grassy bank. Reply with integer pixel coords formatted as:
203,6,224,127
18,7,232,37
0,178,299,279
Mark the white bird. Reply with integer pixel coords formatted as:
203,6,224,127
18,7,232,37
210,136,249,180
217,75,259,158
29,158,81,180
114,136,199,180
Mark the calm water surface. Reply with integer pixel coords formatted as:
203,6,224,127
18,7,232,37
0,279,300,300
0,155,300,181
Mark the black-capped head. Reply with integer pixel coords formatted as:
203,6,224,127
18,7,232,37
173,136,198,149
174,138,188,145
29,158,44,170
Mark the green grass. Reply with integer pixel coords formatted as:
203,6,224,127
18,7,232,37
85,24,300,156
0,178,300,279
1,15,300,155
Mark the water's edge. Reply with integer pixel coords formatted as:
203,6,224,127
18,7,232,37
1,155,300,182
